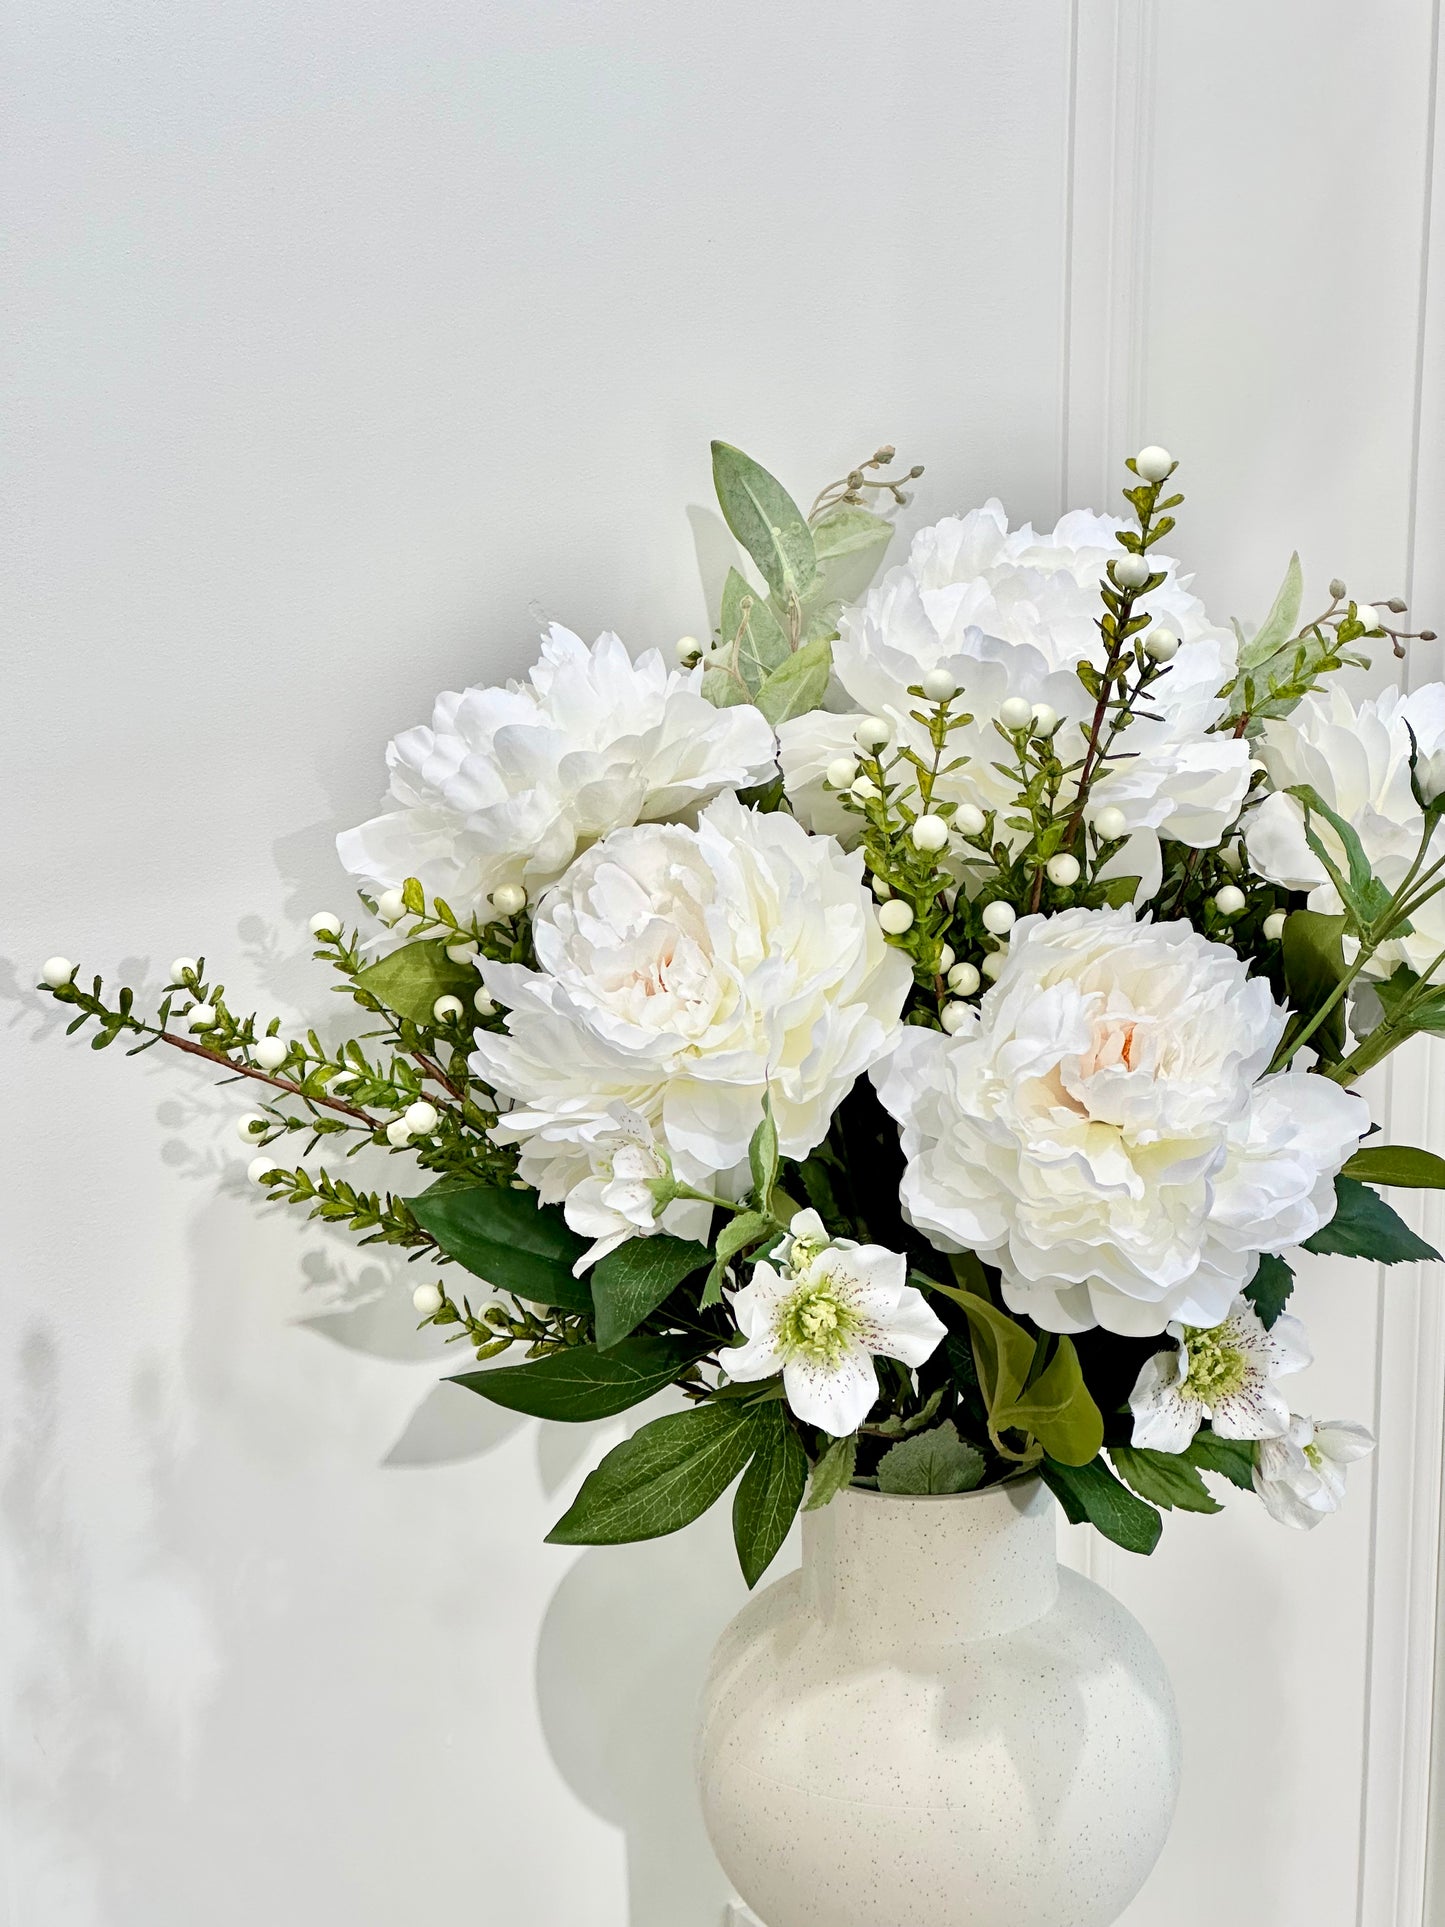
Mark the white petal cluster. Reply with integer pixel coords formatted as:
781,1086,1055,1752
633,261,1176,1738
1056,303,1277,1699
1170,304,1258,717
472,794,912,1197
551,1103,703,1275
1253,1413,1375,1529
872,906,1368,1336
337,624,777,915
1244,682,1445,978
1128,1299,1311,1451
778,503,1251,886
725,1209,946,1435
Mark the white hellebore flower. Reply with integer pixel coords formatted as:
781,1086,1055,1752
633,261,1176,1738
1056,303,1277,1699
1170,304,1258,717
873,906,1368,1336
726,1210,946,1435
1252,1413,1376,1529
1244,682,1445,980
553,1104,690,1274
777,502,1250,892
1128,1299,1311,1452
472,793,912,1199
337,624,777,915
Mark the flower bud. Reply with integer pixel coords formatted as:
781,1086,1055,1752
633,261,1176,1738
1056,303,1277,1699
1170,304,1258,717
235,1112,268,1144
169,957,198,982
412,1282,445,1317
878,899,915,936
998,696,1033,731
1144,627,1179,662
954,803,987,837
309,911,342,939
1329,578,1348,599
911,814,950,853
252,1035,289,1072
947,961,981,996
40,957,76,989
940,1002,972,1034
1113,552,1151,590
1092,804,1128,841
981,900,1016,936
1134,445,1174,483
1030,703,1058,736
1213,885,1246,918
490,884,527,918
432,995,465,1024
1045,853,1081,887
854,716,893,752
870,874,892,899
247,1155,279,1185
1263,911,1287,941
404,1100,440,1136
826,757,858,789
921,668,957,703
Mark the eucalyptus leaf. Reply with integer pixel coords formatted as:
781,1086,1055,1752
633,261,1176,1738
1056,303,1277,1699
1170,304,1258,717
546,1401,761,1545
732,1404,808,1586
711,442,817,604
876,1420,985,1495
591,1234,712,1351
1238,552,1304,673
450,1333,709,1421
354,939,478,1025
407,1182,592,1311
754,635,833,725
703,664,749,709
720,567,790,691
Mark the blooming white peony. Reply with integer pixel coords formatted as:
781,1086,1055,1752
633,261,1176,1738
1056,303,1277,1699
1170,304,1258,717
337,624,777,914
872,906,1368,1336
726,1209,946,1435
1128,1299,1311,1452
779,502,1251,886
471,794,913,1201
1252,1413,1375,1529
1244,682,1445,979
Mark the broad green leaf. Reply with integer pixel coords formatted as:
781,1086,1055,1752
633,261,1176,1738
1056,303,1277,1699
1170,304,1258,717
590,1234,711,1351
754,635,833,725
804,1433,858,1511
546,1400,760,1545
993,1338,1104,1467
1288,785,1395,927
702,663,749,709
711,441,817,604
876,1419,985,1495
934,1285,1037,1415
1243,1253,1295,1328
1238,552,1304,672
1343,1144,1445,1189
810,501,894,561
1281,911,1348,1061
732,1404,808,1586
702,1210,775,1308
1303,1175,1441,1265
354,939,477,1025
450,1333,708,1421
720,567,790,691
748,1097,779,1214
1040,1456,1163,1554
1183,1428,1256,1490
408,1182,592,1311
1109,1445,1222,1515
1098,875,1142,909
1375,966,1445,1037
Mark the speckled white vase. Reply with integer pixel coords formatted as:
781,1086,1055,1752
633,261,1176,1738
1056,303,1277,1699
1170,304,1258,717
697,1477,1180,1927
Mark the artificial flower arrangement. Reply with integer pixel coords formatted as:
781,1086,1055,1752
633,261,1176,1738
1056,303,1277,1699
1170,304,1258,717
39,439,1445,1580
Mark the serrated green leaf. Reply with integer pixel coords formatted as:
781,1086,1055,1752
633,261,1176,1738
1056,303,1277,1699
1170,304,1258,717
590,1234,712,1351
1343,1144,1445,1189
876,1420,985,1495
1243,1253,1295,1328
407,1181,592,1311
354,939,477,1025
753,635,832,725
1303,1175,1441,1265
546,1401,760,1545
711,442,817,604
804,1433,858,1510
1183,1428,1256,1490
1109,1444,1222,1514
732,1404,808,1586
720,567,790,692
1040,1456,1163,1554
450,1333,708,1421
993,1338,1104,1467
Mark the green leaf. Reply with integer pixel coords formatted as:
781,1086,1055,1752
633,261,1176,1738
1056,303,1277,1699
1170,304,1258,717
711,441,817,604
1238,551,1304,673
720,567,790,691
590,1234,711,1351
1183,1428,1256,1491
1040,1456,1163,1554
450,1333,708,1421
939,1286,1037,1415
1343,1144,1445,1189
993,1338,1104,1467
1303,1175,1441,1264
748,1097,779,1214
753,634,833,725
1287,785,1395,927
876,1420,985,1495
804,1433,858,1511
1098,875,1142,909
353,939,477,1025
1109,1445,1222,1515
546,1400,760,1545
407,1182,592,1311
1243,1253,1295,1328
702,663,749,709
810,501,893,562
702,1210,775,1308
1281,911,1348,1061
732,1404,808,1586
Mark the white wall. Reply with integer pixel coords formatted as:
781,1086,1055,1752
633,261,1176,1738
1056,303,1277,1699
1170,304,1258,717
3,6,1442,1925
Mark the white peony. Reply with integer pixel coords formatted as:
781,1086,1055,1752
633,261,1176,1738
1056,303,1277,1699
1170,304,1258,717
1244,682,1445,979
1252,1413,1375,1529
779,502,1251,888
1128,1299,1311,1452
872,906,1368,1336
471,793,912,1198
337,624,777,915
725,1210,946,1436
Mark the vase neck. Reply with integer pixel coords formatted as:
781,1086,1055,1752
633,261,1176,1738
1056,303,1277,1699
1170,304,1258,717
800,1478,1058,1645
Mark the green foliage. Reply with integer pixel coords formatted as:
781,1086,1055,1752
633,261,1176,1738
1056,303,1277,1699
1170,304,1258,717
1243,1254,1295,1328
1040,1456,1164,1555
748,1098,780,1215
701,1210,775,1308
1343,1144,1445,1189
804,1433,858,1510
711,441,817,605
590,1234,712,1350
407,1181,593,1310
1183,1429,1257,1490
876,1420,985,1495
450,1334,707,1421
1287,786,1395,928
732,1404,808,1585
754,635,833,724
353,939,478,1026
1280,911,1349,1061
1109,1445,1222,1515
720,567,791,687
992,1337,1104,1468
547,1401,763,1546
1303,1175,1441,1265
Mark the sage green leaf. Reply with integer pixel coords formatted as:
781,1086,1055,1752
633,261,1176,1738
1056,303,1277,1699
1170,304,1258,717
754,635,833,725
810,501,893,562
590,1234,712,1351
732,1404,808,1586
1238,552,1304,672
1343,1144,1445,1189
748,1097,779,1214
1303,1175,1440,1264
804,1433,858,1511
701,1210,774,1308
546,1401,760,1545
1281,910,1348,1060
711,441,817,604
450,1333,708,1421
1109,1445,1222,1515
993,1338,1104,1467
354,939,478,1025
407,1181,592,1311
876,1420,985,1495
720,567,790,691
1040,1456,1163,1554
1183,1428,1256,1490
1288,785,1395,926
1243,1253,1295,1328
703,663,749,709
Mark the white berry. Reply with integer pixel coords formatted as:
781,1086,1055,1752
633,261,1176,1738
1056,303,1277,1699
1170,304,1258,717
40,957,76,989
911,814,950,853
854,716,892,752
386,1117,414,1146
404,1100,440,1136
921,668,957,703
186,1004,219,1032
1030,703,1059,736
445,940,479,965
675,634,702,664
1143,627,1179,662
851,775,879,803
878,900,915,936
981,900,1016,936
375,888,407,925
412,1282,445,1317
309,911,342,939
870,875,892,900
474,988,496,1017
998,696,1033,731
947,961,981,996
491,884,527,918
1045,853,1081,887
1214,885,1246,918
1263,911,1288,941
1356,604,1379,630
247,1155,279,1185
252,1035,289,1072
1113,552,1151,589
169,956,198,982
954,804,986,837
826,757,858,789
235,1112,268,1144
940,1002,973,1035
937,944,955,973
1134,445,1174,483
1092,805,1128,841
432,995,465,1024
981,952,1005,980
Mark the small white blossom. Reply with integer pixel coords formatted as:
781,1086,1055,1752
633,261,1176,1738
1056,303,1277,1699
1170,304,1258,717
726,1210,946,1436
1253,1414,1375,1529
1128,1300,1311,1451
558,1105,681,1272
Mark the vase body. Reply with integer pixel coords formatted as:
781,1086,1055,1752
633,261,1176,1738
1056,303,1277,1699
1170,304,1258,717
697,1477,1180,1927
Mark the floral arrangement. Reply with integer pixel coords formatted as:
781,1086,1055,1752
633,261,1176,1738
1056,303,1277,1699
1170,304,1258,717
39,440,1445,1580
